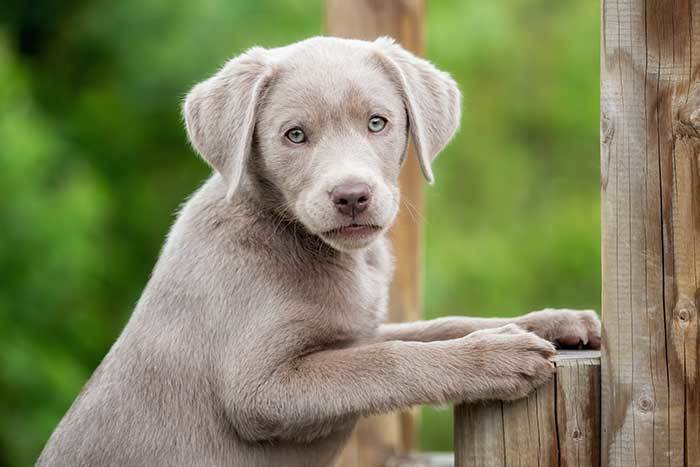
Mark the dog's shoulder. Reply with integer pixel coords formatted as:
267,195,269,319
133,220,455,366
150,174,391,339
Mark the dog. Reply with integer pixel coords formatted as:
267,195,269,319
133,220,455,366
37,36,600,467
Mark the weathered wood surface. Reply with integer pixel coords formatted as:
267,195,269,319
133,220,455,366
454,351,601,467
601,0,700,465
326,1,426,465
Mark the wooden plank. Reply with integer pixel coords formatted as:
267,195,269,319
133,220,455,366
454,351,601,467
325,1,426,465
454,402,505,467
600,0,700,465
502,380,558,467
555,352,601,466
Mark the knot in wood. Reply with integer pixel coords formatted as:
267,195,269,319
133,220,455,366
675,118,700,138
675,87,700,138
638,397,654,413
674,300,695,324
601,110,614,145
571,428,582,440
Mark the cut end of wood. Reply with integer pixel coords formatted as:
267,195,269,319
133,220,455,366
553,349,601,363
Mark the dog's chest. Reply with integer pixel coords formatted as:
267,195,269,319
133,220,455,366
293,239,392,339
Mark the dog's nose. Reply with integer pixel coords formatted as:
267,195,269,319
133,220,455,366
332,183,371,216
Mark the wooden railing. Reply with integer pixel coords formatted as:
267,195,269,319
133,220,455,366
381,351,600,467
455,351,600,467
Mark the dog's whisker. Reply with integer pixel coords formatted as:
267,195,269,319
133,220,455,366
401,200,417,223
400,198,424,224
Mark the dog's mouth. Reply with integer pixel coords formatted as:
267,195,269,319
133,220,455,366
322,223,382,238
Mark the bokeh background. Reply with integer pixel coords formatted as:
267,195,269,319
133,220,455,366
0,0,599,464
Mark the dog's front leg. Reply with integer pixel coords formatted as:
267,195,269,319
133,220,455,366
375,316,514,342
376,310,601,348
228,324,555,443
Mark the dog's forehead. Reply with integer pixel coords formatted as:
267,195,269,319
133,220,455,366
272,36,377,64
265,39,402,116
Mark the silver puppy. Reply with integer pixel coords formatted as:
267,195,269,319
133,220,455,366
38,37,600,467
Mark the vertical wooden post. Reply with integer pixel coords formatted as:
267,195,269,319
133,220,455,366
601,0,700,465
325,1,425,465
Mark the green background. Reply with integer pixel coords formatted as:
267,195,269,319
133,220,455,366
0,1,599,464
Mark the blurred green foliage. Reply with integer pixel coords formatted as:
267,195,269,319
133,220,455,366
0,0,598,464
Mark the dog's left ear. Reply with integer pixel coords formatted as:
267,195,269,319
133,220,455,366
183,47,274,200
373,37,462,184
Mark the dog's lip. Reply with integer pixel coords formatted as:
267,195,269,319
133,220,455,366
322,223,382,237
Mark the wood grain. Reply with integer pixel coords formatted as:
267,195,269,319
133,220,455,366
325,1,426,465
601,0,700,465
454,351,601,467
555,352,601,467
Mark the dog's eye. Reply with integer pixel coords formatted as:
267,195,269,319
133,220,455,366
368,116,387,133
285,127,306,144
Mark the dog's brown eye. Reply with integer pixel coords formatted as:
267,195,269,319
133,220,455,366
285,127,306,144
368,116,387,133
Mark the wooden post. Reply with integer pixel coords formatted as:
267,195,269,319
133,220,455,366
454,351,601,467
601,0,700,465
325,1,425,465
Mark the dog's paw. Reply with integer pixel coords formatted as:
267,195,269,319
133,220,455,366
460,324,556,401
516,309,601,349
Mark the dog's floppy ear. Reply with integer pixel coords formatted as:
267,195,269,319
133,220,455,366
373,37,461,184
183,47,273,200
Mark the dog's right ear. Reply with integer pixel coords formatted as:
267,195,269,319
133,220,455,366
373,37,461,185
183,47,273,200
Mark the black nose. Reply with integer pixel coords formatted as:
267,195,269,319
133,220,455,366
331,183,371,216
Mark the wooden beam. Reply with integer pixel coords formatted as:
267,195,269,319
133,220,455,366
454,351,601,467
325,1,425,465
600,0,700,465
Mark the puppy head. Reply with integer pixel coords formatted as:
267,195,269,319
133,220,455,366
183,37,461,251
